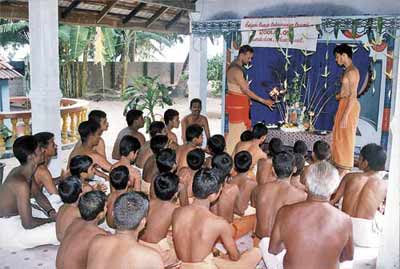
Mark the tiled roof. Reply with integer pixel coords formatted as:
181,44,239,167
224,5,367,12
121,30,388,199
0,56,23,80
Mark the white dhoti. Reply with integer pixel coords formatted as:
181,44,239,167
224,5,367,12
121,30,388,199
0,216,58,250
259,237,285,269
351,212,383,248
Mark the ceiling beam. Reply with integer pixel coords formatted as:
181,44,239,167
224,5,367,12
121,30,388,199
166,10,185,30
145,6,168,28
122,2,146,24
61,0,81,19
97,0,119,24
136,0,195,11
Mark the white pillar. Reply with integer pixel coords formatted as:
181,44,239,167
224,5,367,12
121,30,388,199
188,35,208,113
29,0,62,176
376,33,400,269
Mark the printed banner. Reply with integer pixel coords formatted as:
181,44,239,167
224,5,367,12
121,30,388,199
240,17,321,51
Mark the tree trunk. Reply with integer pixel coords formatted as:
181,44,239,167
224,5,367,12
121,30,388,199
81,45,89,97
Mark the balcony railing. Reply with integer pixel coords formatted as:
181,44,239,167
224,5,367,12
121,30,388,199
0,97,89,155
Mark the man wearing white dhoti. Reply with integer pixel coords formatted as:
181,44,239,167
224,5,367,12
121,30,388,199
0,135,58,250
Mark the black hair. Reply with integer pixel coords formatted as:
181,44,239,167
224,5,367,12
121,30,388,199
273,151,295,178
186,124,203,142
149,121,166,138
88,110,107,124
13,135,38,165
207,134,226,155
268,138,283,157
126,109,143,126
192,168,221,199
119,135,141,157
154,172,179,201
110,166,129,190
252,123,268,139
70,155,93,177
150,135,169,155
240,130,253,142
164,109,179,126
190,98,202,108
211,152,233,184
293,153,305,177
114,191,149,230
293,140,308,157
239,45,254,55
333,44,353,59
34,132,54,149
78,190,106,221
360,143,387,171
313,140,331,161
187,148,205,170
78,120,100,144
156,148,176,173
234,151,252,173
58,175,82,204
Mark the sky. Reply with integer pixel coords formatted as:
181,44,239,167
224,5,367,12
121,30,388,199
0,35,224,62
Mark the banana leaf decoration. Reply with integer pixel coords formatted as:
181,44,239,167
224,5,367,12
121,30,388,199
249,30,257,44
288,26,294,44
275,28,281,42
334,22,340,39
351,19,358,39
377,17,383,36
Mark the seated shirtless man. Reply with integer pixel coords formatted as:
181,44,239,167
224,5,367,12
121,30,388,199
301,140,330,184
106,166,130,229
172,168,261,268
254,151,307,239
56,176,82,242
136,121,167,168
69,155,106,193
176,123,204,170
0,135,58,249
267,161,353,269
178,148,205,199
331,143,387,247
256,137,282,184
56,191,108,269
112,109,145,160
181,98,210,145
291,153,307,191
33,132,59,195
148,149,177,199
69,120,112,173
205,134,226,168
87,192,163,269
111,135,141,191
164,108,180,145
140,172,180,266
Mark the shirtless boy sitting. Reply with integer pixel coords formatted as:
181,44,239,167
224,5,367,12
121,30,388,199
87,192,164,269
56,176,82,242
56,191,108,269
291,153,307,191
149,149,177,199
0,136,57,249
140,172,180,266
136,121,167,168
181,98,210,144
106,166,130,229
256,137,282,184
111,135,141,191
112,109,145,160
69,155,105,193
301,140,331,184
33,132,59,195
254,151,307,239
205,134,226,168
267,161,353,269
69,120,112,173
172,168,261,268
164,108,180,145
176,124,204,170
331,143,387,247
178,148,205,199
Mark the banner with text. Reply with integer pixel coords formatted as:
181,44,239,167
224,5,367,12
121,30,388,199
240,17,321,51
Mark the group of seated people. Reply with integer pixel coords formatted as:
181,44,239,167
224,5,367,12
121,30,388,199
0,98,388,269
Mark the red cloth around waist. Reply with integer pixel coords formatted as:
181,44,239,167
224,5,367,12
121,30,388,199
226,91,251,129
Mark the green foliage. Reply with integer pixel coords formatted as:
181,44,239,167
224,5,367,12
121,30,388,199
122,76,173,131
207,54,223,96
0,19,29,48
0,125,12,139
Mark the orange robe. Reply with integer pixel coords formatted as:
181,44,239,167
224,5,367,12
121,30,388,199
331,98,360,170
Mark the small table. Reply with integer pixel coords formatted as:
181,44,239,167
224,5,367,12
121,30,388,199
266,128,332,150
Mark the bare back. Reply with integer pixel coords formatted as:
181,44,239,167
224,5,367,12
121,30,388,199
341,172,387,219
143,155,158,183
135,141,152,168
210,183,240,223
112,127,145,160
56,204,80,242
106,191,126,229
176,144,197,170
256,157,275,184
270,201,353,269
230,174,257,216
255,181,307,238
